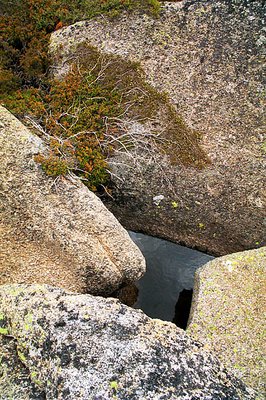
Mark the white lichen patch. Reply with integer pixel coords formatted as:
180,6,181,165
0,284,259,399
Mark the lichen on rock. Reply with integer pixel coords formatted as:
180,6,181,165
50,0,266,255
0,284,261,399
188,246,266,395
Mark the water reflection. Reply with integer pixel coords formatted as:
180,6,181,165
129,231,214,322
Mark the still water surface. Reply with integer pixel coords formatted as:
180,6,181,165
129,231,214,322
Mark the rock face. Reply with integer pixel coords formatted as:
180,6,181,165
0,106,145,295
50,0,266,255
188,247,266,395
0,284,260,399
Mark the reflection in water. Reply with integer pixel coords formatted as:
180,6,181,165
129,231,214,323
173,289,193,330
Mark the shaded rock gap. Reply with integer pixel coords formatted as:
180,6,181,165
113,231,214,330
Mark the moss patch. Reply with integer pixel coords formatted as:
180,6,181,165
188,247,266,394
3,43,209,190
0,327,9,335
0,0,161,87
1,0,209,191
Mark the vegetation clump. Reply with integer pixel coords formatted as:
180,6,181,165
0,0,161,90
1,0,209,191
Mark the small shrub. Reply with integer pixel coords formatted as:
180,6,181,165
1,0,209,192
34,154,69,177
0,0,161,190
0,0,161,88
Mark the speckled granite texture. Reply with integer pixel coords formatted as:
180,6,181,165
0,284,260,399
50,0,266,255
0,106,145,295
188,246,266,395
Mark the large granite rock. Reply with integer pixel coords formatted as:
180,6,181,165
0,284,260,399
50,0,266,255
188,247,266,395
0,106,145,295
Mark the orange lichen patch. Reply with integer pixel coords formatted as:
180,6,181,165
55,21,63,30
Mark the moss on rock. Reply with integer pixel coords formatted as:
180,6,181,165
188,247,266,395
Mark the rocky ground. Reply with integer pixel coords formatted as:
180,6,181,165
0,284,261,399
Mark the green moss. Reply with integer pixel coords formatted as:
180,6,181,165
260,141,266,154
70,44,209,168
30,371,42,386
0,327,9,335
0,313,8,335
64,0,161,21
17,350,27,363
110,380,119,398
6,287,25,297
30,371,37,379
189,249,266,393
110,381,118,391
25,313,33,323
35,154,69,178
198,223,205,230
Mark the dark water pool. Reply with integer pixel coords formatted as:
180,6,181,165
129,231,214,323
